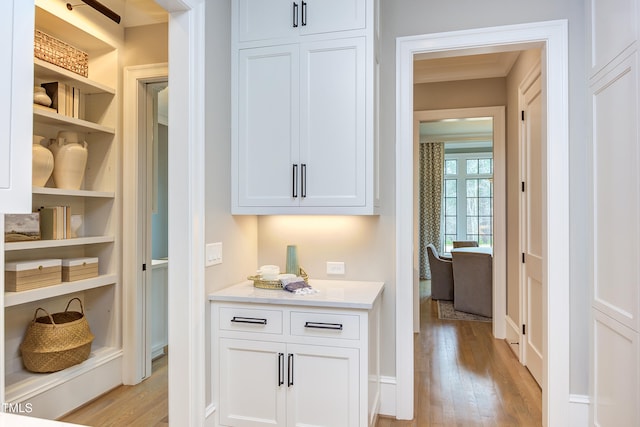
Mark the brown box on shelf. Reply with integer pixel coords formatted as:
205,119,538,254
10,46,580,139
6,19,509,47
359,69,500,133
62,257,99,282
5,259,62,292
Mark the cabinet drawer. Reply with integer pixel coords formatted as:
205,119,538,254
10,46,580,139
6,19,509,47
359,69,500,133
218,306,283,335
290,311,359,340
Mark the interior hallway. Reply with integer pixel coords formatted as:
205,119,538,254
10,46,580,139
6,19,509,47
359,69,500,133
377,281,542,426
58,281,540,427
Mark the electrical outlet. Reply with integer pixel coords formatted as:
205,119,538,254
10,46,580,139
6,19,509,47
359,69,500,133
206,242,222,266
326,261,345,275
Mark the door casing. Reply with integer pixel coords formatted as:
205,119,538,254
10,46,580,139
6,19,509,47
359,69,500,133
396,20,570,425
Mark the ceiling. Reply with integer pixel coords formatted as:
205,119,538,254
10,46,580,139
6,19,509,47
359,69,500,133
96,0,168,27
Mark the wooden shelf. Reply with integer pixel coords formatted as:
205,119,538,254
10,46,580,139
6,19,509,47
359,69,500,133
5,236,114,252
33,108,115,135
5,346,122,403
34,59,115,95
33,186,115,198
4,274,117,307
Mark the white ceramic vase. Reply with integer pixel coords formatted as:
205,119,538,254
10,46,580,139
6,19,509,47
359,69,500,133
33,86,51,107
32,135,54,187
51,139,88,190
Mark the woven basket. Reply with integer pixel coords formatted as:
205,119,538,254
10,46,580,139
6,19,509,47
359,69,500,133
34,30,89,77
249,267,309,289
19,297,94,373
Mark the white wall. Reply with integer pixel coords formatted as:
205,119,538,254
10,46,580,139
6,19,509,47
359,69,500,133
205,0,589,396
203,0,259,406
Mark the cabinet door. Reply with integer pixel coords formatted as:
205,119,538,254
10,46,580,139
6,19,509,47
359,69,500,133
286,344,359,427
299,37,366,207
236,0,295,43
0,0,32,213
237,45,300,208
219,338,287,427
299,0,366,37
236,0,366,44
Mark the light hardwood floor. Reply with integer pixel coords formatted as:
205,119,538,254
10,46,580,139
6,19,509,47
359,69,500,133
377,281,542,426
59,355,168,426
59,282,541,426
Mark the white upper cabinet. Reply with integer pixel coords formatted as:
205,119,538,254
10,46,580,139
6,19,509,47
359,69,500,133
0,1,34,214
232,0,378,214
236,0,366,44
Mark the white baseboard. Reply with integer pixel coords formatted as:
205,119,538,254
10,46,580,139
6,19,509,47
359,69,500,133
378,376,396,417
569,394,589,427
505,315,521,357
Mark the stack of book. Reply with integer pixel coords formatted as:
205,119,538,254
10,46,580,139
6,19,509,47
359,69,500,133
39,206,72,240
36,82,83,119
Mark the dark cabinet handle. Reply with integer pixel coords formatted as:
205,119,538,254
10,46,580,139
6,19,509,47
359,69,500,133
278,353,284,386
301,1,307,26
287,353,294,386
230,316,267,325
292,164,298,198
304,321,343,330
301,163,306,198
292,2,299,27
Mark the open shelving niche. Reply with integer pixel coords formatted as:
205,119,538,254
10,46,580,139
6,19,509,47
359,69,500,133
2,5,123,417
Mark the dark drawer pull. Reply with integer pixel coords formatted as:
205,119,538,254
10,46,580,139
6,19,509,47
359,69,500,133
231,316,267,325
304,321,343,330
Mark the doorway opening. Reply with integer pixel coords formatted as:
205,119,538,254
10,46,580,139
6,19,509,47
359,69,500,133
122,63,168,385
413,107,505,338
396,21,570,425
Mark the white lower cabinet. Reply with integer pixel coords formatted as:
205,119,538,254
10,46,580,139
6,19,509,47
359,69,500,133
219,339,358,427
211,281,383,427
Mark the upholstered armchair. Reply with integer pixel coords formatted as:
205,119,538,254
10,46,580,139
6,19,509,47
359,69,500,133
426,244,454,300
451,249,492,317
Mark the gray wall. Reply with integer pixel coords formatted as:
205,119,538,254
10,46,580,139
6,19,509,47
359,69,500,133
205,0,589,396
151,124,168,259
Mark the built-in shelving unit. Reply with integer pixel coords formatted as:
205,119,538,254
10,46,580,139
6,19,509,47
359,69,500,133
2,3,123,420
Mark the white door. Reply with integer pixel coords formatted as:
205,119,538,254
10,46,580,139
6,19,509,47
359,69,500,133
237,45,300,207
0,0,32,213
286,344,359,427
219,338,287,427
520,68,544,386
299,37,366,207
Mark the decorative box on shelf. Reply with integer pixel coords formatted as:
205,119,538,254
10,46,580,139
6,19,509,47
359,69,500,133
62,257,99,282
34,29,88,77
5,259,62,292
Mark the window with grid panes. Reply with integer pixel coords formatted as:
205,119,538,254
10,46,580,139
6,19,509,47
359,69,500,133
443,153,493,252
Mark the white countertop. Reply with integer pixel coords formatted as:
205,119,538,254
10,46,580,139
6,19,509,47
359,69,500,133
0,413,83,426
208,279,384,310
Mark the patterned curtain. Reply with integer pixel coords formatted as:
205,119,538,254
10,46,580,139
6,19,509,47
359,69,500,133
419,141,445,279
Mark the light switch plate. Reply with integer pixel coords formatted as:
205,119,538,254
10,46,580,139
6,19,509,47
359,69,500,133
206,242,222,266
326,261,345,275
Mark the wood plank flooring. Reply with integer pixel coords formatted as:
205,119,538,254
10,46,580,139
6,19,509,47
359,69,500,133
377,281,542,427
59,355,168,426
58,280,540,427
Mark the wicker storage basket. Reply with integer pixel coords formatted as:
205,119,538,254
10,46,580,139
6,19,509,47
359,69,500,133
34,30,89,77
19,297,94,373
249,268,308,289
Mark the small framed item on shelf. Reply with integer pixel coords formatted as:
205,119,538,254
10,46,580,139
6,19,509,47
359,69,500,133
4,213,41,242
4,259,62,292
62,257,99,282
